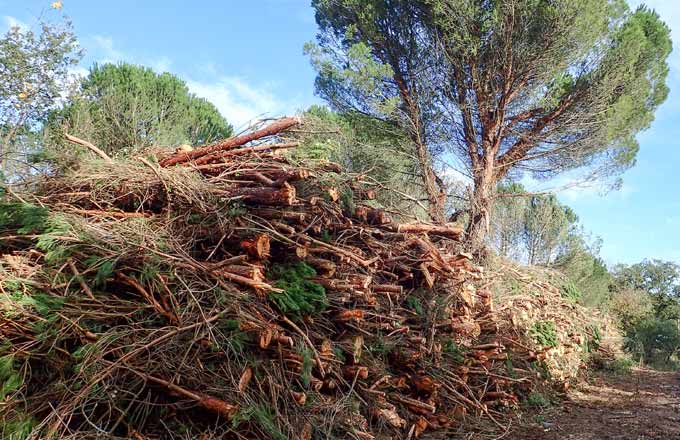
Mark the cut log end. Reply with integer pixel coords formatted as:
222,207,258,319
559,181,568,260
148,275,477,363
241,234,271,260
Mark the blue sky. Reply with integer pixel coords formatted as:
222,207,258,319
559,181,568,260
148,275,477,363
2,0,678,266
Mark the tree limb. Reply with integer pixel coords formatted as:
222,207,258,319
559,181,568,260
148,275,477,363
64,133,113,164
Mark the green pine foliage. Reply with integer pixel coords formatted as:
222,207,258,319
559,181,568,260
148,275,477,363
300,347,314,388
2,416,35,440
404,296,424,315
295,105,424,214
309,0,671,242
531,321,558,348
83,256,117,288
269,262,327,318
34,215,73,265
47,62,233,158
0,203,49,234
560,282,583,303
232,405,287,440
0,355,21,400
1,275,65,322
443,339,466,363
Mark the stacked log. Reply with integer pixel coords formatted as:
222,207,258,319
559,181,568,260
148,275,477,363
0,117,609,440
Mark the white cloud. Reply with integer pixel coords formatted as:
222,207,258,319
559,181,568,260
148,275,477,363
92,34,125,64
561,182,634,203
82,36,295,129
517,172,634,203
3,15,28,32
151,56,172,73
89,35,172,74
187,76,298,130
442,167,472,185
81,37,301,129
68,66,89,79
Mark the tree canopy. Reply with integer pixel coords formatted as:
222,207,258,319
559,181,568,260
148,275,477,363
297,105,426,212
0,15,81,176
308,0,671,246
611,259,680,320
491,183,580,265
50,63,233,156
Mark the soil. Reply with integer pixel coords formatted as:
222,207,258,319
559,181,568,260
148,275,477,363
510,368,680,440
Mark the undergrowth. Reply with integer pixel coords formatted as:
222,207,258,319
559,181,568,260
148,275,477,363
525,392,551,409
0,202,49,234
443,339,466,363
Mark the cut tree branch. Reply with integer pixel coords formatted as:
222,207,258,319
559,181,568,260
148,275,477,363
160,117,301,167
64,133,113,164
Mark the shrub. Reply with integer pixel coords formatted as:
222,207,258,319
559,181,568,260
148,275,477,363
0,203,49,234
608,357,636,374
630,318,680,365
525,392,551,409
584,324,602,353
609,289,654,334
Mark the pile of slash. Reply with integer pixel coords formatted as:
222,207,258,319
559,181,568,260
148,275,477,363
0,118,590,439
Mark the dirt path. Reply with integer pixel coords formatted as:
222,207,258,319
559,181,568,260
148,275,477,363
510,368,680,440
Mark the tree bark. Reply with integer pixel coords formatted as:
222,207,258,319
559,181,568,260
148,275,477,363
396,222,463,239
467,155,496,252
64,133,113,163
160,117,300,167
414,137,446,223
392,72,446,223
239,234,271,260
220,182,297,206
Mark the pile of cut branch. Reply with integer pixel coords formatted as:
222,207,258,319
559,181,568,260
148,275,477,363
0,118,603,439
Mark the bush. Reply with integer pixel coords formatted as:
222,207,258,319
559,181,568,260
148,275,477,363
607,357,636,374
609,288,654,334
629,318,680,365
590,353,635,375
525,392,551,409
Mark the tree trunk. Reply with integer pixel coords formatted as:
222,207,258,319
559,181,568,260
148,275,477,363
392,72,445,223
415,141,446,224
467,156,496,252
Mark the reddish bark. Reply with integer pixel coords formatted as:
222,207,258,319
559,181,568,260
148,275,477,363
160,117,300,167
250,208,307,223
191,142,299,166
224,182,297,206
397,222,464,239
355,206,391,225
304,257,337,277
240,234,271,260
